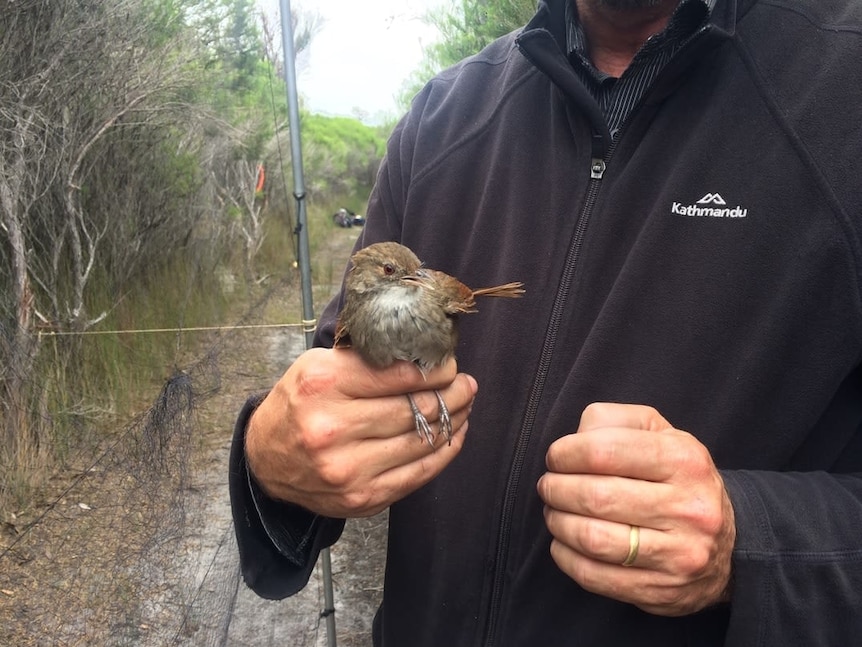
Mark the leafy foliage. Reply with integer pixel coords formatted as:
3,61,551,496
400,0,536,109
301,114,386,197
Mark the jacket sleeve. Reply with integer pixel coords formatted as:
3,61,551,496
229,394,345,600
722,460,862,643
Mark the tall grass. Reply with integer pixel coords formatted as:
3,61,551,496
0,190,369,515
0,246,235,512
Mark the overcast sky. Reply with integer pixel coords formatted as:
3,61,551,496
257,0,448,123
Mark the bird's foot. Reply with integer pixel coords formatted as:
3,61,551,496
434,390,452,445
406,391,452,446
407,393,435,445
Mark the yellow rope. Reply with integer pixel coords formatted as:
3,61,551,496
36,321,316,337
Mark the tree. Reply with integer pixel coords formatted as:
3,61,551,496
1,1,147,451
0,0,204,458
0,0,332,491
400,0,535,109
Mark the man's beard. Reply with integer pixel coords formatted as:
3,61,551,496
595,0,665,8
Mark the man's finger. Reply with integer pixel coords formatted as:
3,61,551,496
537,471,673,527
542,509,671,569
578,402,672,434
548,538,658,608
327,348,460,398
545,428,685,482
334,420,470,517
348,385,475,442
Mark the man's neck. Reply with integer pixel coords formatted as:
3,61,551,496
576,0,680,77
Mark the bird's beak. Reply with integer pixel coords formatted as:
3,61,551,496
401,268,433,289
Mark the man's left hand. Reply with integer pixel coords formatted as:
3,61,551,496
536,402,735,616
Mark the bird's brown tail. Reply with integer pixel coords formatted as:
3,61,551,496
472,282,525,298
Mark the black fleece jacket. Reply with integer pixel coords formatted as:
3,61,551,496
230,0,862,644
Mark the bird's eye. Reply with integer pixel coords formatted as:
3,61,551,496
383,263,395,275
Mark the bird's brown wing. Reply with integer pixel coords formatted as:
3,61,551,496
425,270,477,314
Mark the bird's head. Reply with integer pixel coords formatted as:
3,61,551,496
346,242,424,293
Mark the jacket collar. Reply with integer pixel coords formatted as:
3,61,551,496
516,0,746,158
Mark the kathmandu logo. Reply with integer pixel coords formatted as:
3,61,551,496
671,193,748,218
698,193,726,205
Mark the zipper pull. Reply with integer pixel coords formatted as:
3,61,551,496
590,158,606,180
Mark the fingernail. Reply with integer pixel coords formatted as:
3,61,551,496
466,374,478,395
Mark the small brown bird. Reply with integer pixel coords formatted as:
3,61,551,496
335,242,524,444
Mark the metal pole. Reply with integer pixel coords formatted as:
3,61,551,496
277,2,337,646
278,0,315,351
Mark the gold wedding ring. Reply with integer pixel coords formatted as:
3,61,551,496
622,525,640,567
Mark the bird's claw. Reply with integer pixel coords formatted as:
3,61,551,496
406,391,451,446
435,390,452,445
407,393,436,445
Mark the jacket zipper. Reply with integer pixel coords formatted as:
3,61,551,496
479,17,718,643
482,156,607,647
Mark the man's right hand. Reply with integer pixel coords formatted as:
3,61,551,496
244,347,477,518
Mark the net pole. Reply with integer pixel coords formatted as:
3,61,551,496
278,2,337,646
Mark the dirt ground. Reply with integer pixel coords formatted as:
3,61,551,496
0,226,385,646
176,320,388,647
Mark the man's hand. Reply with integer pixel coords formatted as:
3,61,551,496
537,402,735,616
245,347,477,518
